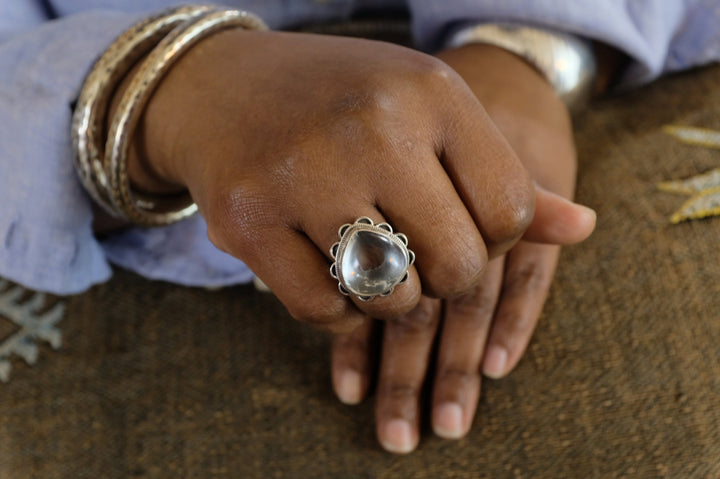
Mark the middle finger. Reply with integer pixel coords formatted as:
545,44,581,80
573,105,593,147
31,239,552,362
432,257,504,439
376,296,441,454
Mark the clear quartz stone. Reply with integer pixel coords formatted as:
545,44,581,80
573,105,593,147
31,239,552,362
339,230,408,296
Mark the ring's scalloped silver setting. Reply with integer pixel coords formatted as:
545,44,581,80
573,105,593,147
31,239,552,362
329,217,415,301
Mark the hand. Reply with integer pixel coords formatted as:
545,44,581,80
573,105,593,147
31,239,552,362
123,31,537,332
330,44,596,453
438,43,588,377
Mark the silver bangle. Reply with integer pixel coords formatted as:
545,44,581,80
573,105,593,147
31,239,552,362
106,9,267,226
73,7,268,227
72,5,214,218
446,23,597,109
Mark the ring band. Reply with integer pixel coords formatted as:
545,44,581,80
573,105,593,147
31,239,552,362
329,217,415,301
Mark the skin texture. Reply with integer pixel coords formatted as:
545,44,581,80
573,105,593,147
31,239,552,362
124,29,542,332
116,31,596,453
330,44,596,453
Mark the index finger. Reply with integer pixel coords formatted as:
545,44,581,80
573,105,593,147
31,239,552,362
438,81,536,258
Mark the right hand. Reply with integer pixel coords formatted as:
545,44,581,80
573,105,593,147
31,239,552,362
126,29,537,332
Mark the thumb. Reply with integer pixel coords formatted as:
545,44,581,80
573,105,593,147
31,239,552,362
522,184,596,245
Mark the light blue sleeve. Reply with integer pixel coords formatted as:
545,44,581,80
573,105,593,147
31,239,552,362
409,0,720,86
0,1,254,294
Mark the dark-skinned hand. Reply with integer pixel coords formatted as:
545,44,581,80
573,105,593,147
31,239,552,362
330,43,595,453
113,30,595,453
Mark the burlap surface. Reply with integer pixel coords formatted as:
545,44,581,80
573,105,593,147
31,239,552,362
1,30,719,479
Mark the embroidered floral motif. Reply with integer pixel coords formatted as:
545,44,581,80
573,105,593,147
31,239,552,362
0,279,64,382
658,125,720,224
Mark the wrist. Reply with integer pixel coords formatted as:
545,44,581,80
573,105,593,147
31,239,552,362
73,6,267,227
108,58,186,195
445,23,597,110
436,43,577,199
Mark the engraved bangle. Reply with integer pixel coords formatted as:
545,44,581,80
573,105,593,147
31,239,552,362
446,23,597,109
72,5,214,218
106,8,268,226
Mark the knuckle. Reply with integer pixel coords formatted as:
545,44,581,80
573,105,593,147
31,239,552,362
390,298,439,336
361,282,422,321
486,187,536,245
494,308,536,338
407,53,461,91
447,286,497,321
331,54,459,125
503,261,549,299
334,335,370,365
379,381,420,401
489,211,531,247
436,366,479,388
332,87,387,119
324,92,396,160
425,249,487,298
205,183,277,252
287,293,348,328
328,70,399,124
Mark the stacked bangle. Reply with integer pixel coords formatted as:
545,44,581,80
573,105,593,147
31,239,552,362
72,5,267,226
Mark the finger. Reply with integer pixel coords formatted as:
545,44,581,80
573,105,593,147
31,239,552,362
207,199,364,333
332,317,377,405
301,207,422,321
482,242,560,379
431,258,504,439
375,152,487,299
439,94,535,259
523,185,596,245
376,297,441,454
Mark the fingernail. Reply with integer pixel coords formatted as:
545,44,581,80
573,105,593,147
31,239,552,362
483,345,508,379
578,204,598,226
381,419,415,454
433,402,464,439
578,204,597,218
336,371,363,405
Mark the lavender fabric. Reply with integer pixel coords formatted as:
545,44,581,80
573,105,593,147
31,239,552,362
0,0,718,294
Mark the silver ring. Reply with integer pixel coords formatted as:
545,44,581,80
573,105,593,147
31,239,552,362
329,217,415,301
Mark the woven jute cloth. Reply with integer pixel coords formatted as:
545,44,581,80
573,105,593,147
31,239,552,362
1,27,720,479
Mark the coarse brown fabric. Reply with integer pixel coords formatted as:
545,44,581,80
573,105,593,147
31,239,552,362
1,25,720,479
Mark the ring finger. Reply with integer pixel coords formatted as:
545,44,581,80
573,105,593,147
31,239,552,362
375,296,441,454
431,257,504,439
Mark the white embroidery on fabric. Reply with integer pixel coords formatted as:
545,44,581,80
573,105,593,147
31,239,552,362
0,279,65,382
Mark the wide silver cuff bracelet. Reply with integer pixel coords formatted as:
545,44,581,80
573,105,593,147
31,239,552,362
446,23,597,109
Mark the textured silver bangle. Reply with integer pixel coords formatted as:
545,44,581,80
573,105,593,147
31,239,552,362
72,5,214,218
446,23,597,109
106,8,268,226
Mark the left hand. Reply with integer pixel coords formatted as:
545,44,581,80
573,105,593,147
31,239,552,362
330,44,597,454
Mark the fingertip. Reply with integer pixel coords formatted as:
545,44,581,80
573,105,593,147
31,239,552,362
575,203,597,237
482,345,508,379
432,402,466,440
334,370,365,405
524,186,597,245
558,201,596,244
380,419,417,454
